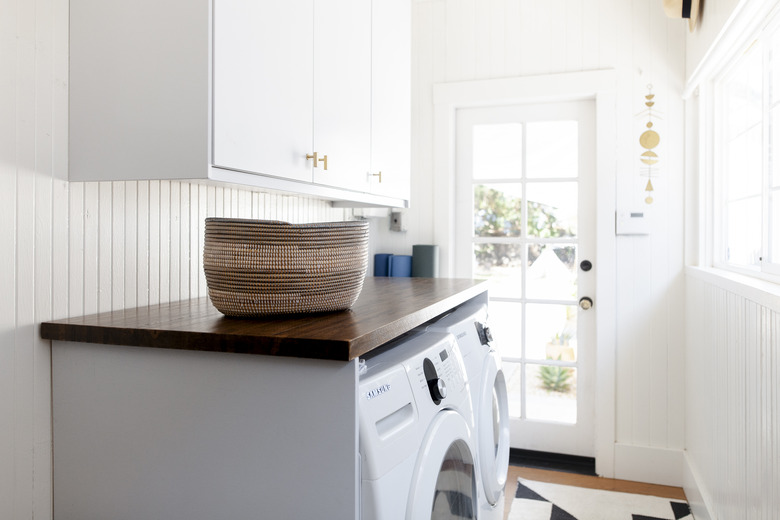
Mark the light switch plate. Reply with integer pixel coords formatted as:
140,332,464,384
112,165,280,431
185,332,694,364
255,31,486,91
615,210,650,235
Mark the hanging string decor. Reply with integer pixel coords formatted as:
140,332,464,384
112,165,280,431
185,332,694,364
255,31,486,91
638,85,661,204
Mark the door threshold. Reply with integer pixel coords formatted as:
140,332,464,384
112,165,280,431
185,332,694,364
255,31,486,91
509,448,596,476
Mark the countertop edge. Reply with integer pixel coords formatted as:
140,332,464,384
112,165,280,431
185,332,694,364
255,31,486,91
41,278,489,361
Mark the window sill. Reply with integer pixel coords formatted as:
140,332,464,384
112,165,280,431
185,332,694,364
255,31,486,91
686,266,780,312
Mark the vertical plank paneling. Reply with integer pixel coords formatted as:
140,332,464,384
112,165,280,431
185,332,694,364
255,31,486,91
686,273,780,519
189,184,200,298
98,182,113,312
148,181,161,305
33,0,56,495
14,2,37,517
158,181,170,304
83,183,99,315
137,181,150,306
179,182,191,301
68,184,84,316
124,182,138,310
52,180,69,318
111,182,125,311
169,182,180,301
0,0,18,508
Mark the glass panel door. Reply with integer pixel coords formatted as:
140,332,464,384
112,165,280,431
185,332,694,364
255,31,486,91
455,100,596,457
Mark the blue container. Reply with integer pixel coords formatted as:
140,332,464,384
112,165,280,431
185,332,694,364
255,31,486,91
373,254,393,276
388,255,413,277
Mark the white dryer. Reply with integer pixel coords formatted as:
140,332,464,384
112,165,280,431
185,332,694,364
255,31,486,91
423,297,510,520
359,331,477,520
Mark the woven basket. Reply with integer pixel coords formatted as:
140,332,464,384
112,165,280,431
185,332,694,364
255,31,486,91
203,218,369,317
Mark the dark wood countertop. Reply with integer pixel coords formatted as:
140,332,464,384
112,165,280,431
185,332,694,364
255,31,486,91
40,277,488,361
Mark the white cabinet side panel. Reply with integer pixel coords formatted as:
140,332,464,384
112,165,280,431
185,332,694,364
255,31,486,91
53,343,360,520
69,0,209,181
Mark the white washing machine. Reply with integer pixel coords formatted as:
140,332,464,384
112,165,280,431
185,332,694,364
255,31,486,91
423,297,510,520
359,330,478,520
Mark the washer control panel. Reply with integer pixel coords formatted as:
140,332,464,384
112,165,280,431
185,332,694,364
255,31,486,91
412,342,465,405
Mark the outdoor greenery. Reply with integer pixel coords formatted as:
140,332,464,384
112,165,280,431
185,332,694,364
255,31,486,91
473,184,576,270
537,363,574,393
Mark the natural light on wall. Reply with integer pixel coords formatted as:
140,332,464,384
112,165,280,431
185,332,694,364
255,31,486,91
714,21,780,279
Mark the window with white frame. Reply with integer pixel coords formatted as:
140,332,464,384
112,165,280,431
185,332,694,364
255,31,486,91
714,22,780,279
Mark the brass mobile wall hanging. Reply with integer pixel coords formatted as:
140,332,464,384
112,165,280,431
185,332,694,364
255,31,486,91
638,85,661,204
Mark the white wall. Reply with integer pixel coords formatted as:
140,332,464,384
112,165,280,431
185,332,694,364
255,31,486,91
377,0,687,484
0,1,352,518
682,1,780,518
684,269,780,520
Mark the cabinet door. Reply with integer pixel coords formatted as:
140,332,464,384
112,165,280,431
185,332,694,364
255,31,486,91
312,0,371,191
369,0,411,201
213,0,313,182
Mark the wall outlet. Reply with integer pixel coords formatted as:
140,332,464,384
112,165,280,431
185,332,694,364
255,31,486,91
390,211,406,232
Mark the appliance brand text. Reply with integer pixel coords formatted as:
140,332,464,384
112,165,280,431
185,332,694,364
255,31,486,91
366,384,391,400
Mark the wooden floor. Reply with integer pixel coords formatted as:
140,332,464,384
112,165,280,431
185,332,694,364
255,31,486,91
503,465,687,520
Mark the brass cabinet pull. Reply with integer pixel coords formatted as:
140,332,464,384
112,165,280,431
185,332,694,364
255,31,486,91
306,152,319,168
371,171,382,183
318,154,328,171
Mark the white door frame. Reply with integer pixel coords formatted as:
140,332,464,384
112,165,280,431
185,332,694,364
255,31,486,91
432,70,617,478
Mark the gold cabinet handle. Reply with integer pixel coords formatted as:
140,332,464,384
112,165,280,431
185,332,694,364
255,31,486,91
306,152,319,167
318,154,328,171
371,171,382,183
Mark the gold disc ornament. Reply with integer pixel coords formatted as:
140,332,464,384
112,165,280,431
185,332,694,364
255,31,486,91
639,129,660,149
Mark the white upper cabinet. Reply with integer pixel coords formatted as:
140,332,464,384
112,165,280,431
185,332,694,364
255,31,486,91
68,0,410,207
312,0,372,192
369,0,411,201
213,0,314,183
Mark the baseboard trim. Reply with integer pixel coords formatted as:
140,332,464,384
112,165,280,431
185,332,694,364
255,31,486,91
683,451,714,520
509,448,597,476
613,444,683,487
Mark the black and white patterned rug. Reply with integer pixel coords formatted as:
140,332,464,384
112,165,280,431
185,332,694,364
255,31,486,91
509,478,693,520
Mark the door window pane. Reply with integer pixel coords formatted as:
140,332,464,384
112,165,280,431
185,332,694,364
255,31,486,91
474,184,523,237
525,303,578,362
502,361,522,418
473,244,523,298
487,301,522,358
526,244,577,300
526,182,577,237
473,124,523,180
526,121,578,178
526,364,577,424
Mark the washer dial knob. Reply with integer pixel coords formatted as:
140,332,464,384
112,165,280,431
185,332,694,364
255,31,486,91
428,378,447,403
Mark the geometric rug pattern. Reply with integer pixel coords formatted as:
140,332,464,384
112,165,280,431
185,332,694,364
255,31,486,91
509,478,693,520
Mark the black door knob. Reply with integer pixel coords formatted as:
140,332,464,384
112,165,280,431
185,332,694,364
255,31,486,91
580,260,592,271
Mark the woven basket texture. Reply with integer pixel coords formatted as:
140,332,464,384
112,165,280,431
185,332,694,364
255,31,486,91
203,218,368,317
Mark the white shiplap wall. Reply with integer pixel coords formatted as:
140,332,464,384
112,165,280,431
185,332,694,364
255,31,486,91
391,0,687,483
0,1,351,519
685,269,780,520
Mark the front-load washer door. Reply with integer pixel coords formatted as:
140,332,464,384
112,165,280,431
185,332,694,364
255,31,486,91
478,351,510,505
406,410,476,520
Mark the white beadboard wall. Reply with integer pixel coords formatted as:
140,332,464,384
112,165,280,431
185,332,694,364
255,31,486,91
0,1,351,518
682,1,780,518
684,269,780,520
390,0,687,483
